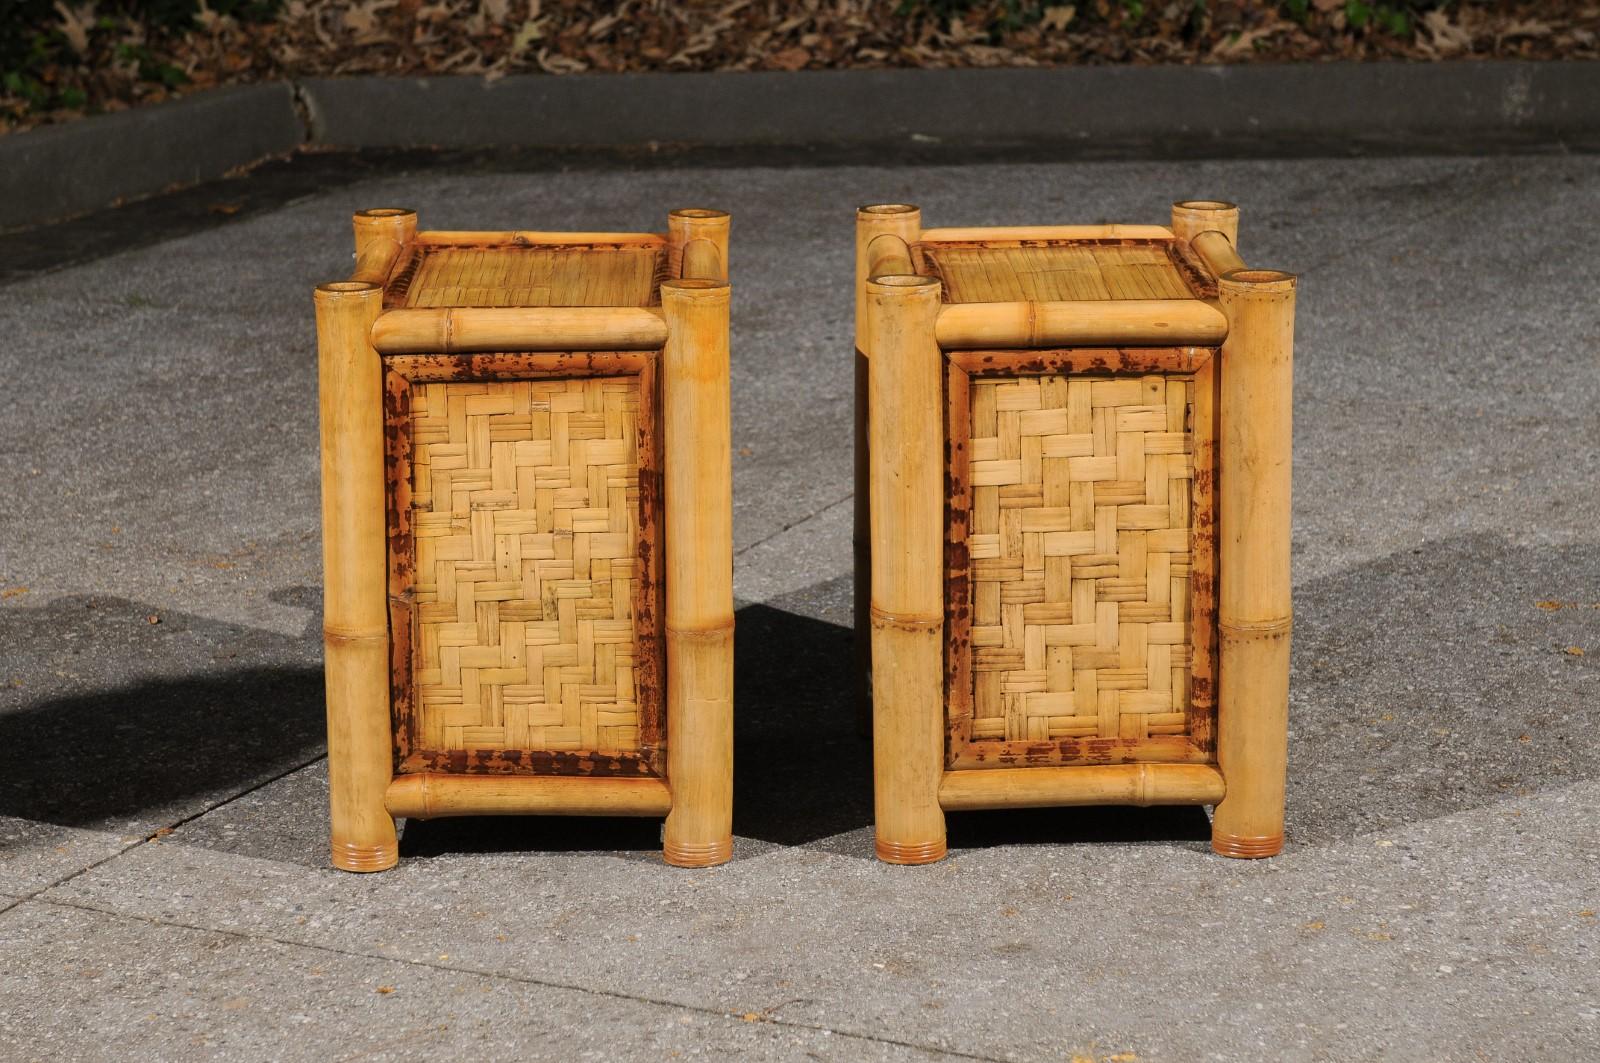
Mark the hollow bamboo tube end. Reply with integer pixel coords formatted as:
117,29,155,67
1220,268,1297,294
1171,200,1239,246
352,208,417,252
660,277,731,299
667,208,730,279
316,280,383,299
875,838,947,865
331,839,400,873
662,837,734,868
858,203,920,220
1211,833,1284,859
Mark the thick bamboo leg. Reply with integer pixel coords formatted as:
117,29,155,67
315,280,397,873
866,273,946,865
1170,200,1239,247
1212,267,1297,859
854,204,922,736
666,208,730,281
660,277,735,868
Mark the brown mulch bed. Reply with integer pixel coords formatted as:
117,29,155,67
5,1,1599,135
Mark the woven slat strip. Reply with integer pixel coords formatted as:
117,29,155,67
402,247,662,308
968,372,1196,742
923,244,1194,303
411,377,644,753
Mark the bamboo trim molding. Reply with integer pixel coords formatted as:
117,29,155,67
939,763,1225,810
370,307,669,353
1191,230,1247,279
386,773,673,818
935,300,1228,349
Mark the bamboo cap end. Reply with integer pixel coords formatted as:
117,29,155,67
661,277,730,300
875,837,947,865
866,273,939,297
355,207,416,219
1212,832,1284,859
669,207,730,220
315,280,383,302
662,837,734,867
1173,199,1237,213
331,839,399,872
858,203,919,218
1219,268,1296,294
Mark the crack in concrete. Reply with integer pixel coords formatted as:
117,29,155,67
15,889,1012,1062
735,491,853,560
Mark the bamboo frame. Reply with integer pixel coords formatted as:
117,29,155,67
1211,267,1296,859
939,763,1225,810
858,201,1295,862
415,230,666,248
386,774,673,819
667,208,731,282
370,307,669,354
866,273,948,864
855,205,923,735
680,239,725,282
660,278,736,868
934,300,1228,350
351,208,416,285
316,278,397,873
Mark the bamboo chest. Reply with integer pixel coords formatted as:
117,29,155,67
854,201,1295,863
316,207,733,872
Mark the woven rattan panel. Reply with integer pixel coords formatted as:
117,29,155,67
966,373,1196,743
400,247,663,308
922,244,1194,303
410,377,644,754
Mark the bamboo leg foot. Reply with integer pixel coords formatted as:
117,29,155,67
332,840,400,873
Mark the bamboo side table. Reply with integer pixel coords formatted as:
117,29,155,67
315,207,734,872
855,201,1296,863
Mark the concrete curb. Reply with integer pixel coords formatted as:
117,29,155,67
4,62,1597,230
0,84,303,232
300,62,1600,153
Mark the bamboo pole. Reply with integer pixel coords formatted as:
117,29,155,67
1212,267,1297,860
370,307,669,354
385,774,673,819
315,280,397,873
1170,200,1239,247
866,234,914,278
416,230,664,247
1191,230,1246,279
920,224,1173,242
934,299,1227,349
855,205,922,736
866,273,946,865
938,764,1225,811
351,207,416,285
667,208,731,281
659,277,735,868
680,238,724,283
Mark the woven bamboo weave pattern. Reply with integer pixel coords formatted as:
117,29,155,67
967,373,1196,743
923,244,1193,303
410,377,644,754
402,247,662,308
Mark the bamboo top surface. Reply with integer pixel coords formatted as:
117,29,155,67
387,245,667,309
916,240,1212,304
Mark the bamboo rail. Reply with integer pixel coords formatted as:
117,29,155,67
370,307,669,354
854,205,922,735
1169,200,1239,247
934,299,1228,349
416,230,665,247
921,224,1173,243
385,774,673,819
939,764,1226,810
680,239,725,282
1212,267,1297,859
1192,230,1247,278
315,278,397,873
660,277,735,868
866,234,914,278
667,208,731,281
866,273,947,865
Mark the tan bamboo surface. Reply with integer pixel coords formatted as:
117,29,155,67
316,279,398,873
934,300,1227,349
351,208,416,285
371,307,669,354
920,224,1173,243
667,208,731,282
404,376,649,757
1191,231,1246,279
959,372,1205,746
924,244,1197,303
392,245,663,309
1212,267,1296,859
866,273,948,865
939,763,1225,810
1169,200,1240,247
680,239,725,282
866,234,914,278
386,773,672,819
416,230,666,247
659,278,735,868
854,205,923,734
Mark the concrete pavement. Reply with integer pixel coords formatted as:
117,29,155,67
0,151,1596,1061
